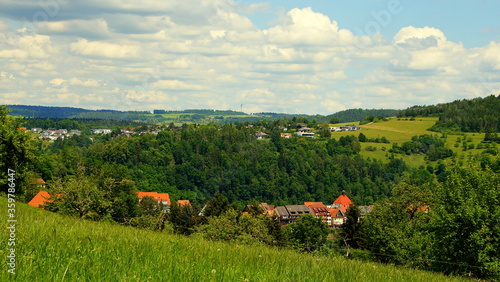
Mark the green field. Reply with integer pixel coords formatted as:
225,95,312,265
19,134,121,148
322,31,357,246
329,117,496,168
0,198,466,281
330,118,437,166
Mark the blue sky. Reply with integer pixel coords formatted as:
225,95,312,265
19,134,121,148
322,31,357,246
0,0,499,114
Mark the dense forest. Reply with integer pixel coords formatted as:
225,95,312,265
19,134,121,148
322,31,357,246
328,108,398,123
5,105,119,118
398,94,500,132
20,117,147,131
34,122,412,206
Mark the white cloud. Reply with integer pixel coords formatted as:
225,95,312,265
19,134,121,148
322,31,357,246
0,3,499,113
264,8,355,46
394,26,447,46
49,78,66,86
150,80,205,90
69,77,100,87
37,19,111,38
70,39,142,59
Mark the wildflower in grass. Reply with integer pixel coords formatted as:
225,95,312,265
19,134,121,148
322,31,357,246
211,269,216,274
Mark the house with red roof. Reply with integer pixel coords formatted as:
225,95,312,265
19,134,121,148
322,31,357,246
27,190,52,208
331,191,353,214
177,200,191,206
328,208,345,227
304,202,331,226
136,192,171,211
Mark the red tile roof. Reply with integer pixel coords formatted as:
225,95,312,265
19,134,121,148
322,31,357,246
328,208,344,218
304,202,326,208
177,200,191,206
136,192,171,205
27,190,52,208
333,194,353,207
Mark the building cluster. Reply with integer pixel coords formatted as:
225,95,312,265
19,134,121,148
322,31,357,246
21,127,83,141
329,125,361,132
28,189,190,211
247,192,372,228
254,123,362,140
27,180,369,229
20,127,165,142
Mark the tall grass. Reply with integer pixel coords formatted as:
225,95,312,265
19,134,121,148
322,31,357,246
1,199,465,281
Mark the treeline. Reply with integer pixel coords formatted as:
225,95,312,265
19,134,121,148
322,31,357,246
35,122,410,206
21,117,147,131
327,109,398,123
398,95,500,132
389,134,454,161
5,105,118,118
154,109,244,115
358,166,500,279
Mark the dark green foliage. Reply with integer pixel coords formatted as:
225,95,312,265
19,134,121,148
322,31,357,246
202,192,235,218
20,117,145,131
363,182,434,267
399,95,500,133
327,109,398,123
285,214,330,252
429,167,500,278
358,133,390,143
45,169,112,219
0,106,37,197
339,206,365,249
390,134,454,161
363,166,500,279
168,201,200,235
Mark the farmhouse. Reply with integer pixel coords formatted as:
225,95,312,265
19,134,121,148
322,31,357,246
274,205,314,225
137,192,171,211
27,190,52,208
255,131,268,139
294,127,315,138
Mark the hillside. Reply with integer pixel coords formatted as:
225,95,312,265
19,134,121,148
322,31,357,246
398,94,500,132
0,198,465,281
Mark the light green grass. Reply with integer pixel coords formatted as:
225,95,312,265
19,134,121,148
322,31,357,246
0,198,466,281
331,118,438,166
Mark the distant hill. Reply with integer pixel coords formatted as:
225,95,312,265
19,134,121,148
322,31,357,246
5,105,119,119
328,109,399,123
398,95,500,132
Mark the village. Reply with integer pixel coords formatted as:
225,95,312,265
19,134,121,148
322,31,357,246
28,183,370,229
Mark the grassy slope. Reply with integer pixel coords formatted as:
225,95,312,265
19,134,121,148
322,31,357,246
331,118,438,166
0,199,465,281
330,117,495,168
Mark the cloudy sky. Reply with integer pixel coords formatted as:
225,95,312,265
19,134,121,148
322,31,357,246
0,0,499,114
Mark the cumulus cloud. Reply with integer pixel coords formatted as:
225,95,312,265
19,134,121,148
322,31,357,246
0,2,499,114
70,39,142,59
49,78,66,86
150,80,205,90
37,19,111,39
69,77,100,87
264,8,355,46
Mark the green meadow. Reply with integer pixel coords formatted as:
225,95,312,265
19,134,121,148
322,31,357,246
0,198,466,281
331,117,494,167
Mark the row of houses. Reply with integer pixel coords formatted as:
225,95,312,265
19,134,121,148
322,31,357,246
23,127,166,142
249,192,371,228
255,125,361,140
28,185,367,228
330,125,361,132
28,189,190,211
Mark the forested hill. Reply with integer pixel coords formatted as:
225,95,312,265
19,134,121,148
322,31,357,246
398,94,500,132
327,109,398,123
5,105,119,118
